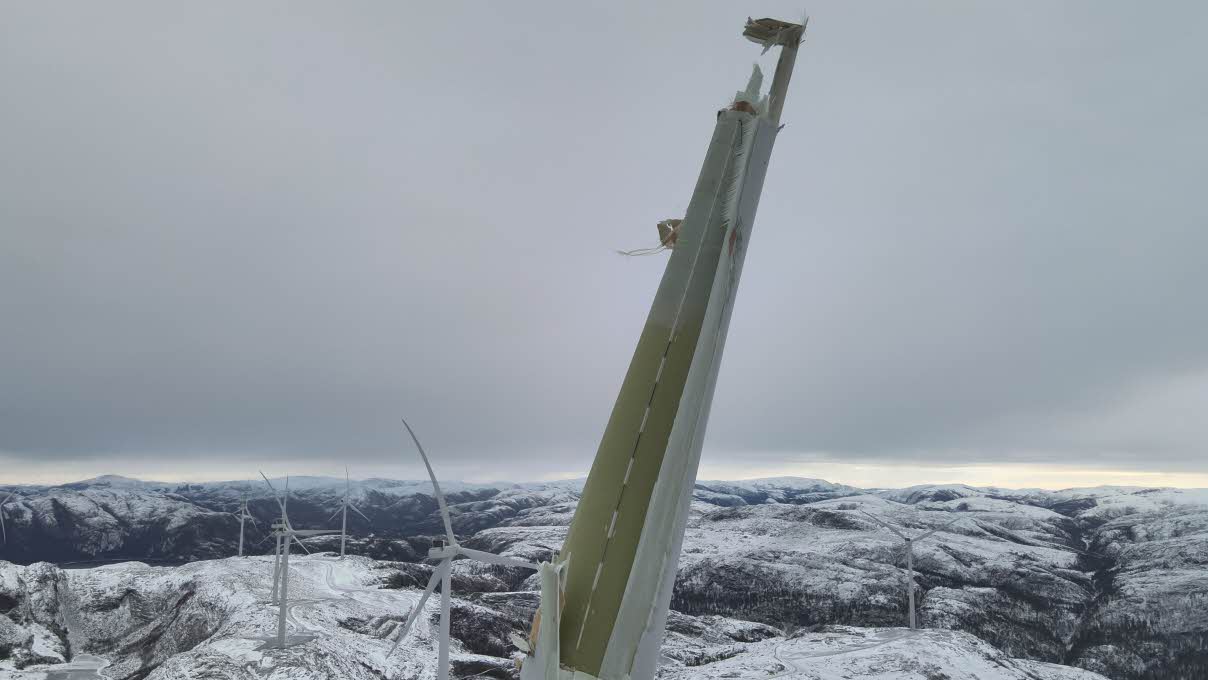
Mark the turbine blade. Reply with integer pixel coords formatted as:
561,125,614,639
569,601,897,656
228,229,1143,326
247,515,259,529
0,493,12,545
259,472,287,513
402,418,457,546
915,528,940,542
916,515,962,543
327,507,344,523
349,504,371,522
458,547,539,571
860,510,906,539
258,532,275,546
388,566,443,657
292,534,312,555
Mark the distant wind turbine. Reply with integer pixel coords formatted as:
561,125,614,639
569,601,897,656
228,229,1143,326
327,466,369,559
231,490,259,558
387,419,539,680
0,492,17,545
259,474,316,603
861,509,963,629
257,472,338,649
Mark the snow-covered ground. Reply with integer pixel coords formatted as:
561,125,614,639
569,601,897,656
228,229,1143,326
660,626,1108,680
0,555,1110,680
2,477,1205,678
2,556,445,679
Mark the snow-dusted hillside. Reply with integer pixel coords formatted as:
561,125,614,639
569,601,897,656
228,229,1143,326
0,556,1109,680
1,476,1205,679
659,626,1110,680
0,475,586,565
477,482,1208,679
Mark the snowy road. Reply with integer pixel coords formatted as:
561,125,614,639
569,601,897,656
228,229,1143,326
263,555,433,651
769,628,919,677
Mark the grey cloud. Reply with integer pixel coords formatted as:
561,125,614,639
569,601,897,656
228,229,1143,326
2,2,1206,480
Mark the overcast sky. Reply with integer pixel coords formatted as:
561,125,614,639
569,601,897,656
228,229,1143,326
3,2,1207,488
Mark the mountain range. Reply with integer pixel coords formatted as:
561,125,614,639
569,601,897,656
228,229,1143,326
1,474,1205,679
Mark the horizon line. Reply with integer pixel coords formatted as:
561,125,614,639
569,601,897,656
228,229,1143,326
3,469,1206,494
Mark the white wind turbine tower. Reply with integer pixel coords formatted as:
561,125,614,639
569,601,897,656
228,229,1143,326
0,492,18,545
231,490,259,557
261,474,301,606
387,419,539,680
861,509,962,630
259,474,312,604
257,472,338,649
328,466,369,559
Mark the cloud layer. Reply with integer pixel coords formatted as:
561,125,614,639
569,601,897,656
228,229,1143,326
3,2,1206,482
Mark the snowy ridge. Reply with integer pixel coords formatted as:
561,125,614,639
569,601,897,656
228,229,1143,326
0,476,1205,678
0,556,1110,680
659,626,1109,680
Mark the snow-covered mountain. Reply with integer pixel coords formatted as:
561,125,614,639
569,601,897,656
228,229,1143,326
0,555,1110,680
0,476,1205,679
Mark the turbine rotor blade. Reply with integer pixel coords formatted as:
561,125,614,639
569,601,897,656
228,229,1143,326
916,515,962,542
0,494,11,545
259,472,287,513
860,510,907,539
402,418,457,546
327,507,344,523
349,504,371,522
915,528,940,542
388,565,444,657
292,534,312,554
457,547,539,571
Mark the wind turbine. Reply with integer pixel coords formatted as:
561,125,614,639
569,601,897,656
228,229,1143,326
259,474,317,603
0,492,18,545
327,466,369,559
231,491,259,557
387,419,539,680
256,472,338,649
860,509,962,630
